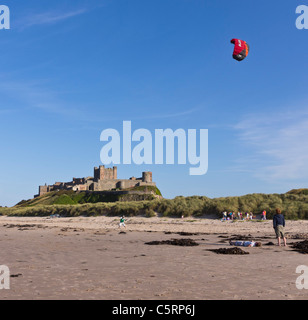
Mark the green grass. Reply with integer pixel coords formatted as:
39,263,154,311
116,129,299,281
2,188,308,219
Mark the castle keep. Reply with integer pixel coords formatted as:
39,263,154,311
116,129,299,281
37,166,155,197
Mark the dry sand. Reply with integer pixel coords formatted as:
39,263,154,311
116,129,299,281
0,215,307,300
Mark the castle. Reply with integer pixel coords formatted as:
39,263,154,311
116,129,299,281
37,166,155,197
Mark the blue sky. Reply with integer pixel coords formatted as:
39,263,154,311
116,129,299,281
1,0,308,207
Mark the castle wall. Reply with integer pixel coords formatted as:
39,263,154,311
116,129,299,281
118,179,139,189
92,178,156,191
94,180,118,191
138,182,156,187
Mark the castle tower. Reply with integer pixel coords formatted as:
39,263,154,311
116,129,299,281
99,165,105,180
94,165,117,181
113,166,117,179
106,167,113,179
94,167,99,180
39,185,48,197
142,171,152,183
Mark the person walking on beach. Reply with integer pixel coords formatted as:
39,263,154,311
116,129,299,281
262,210,267,220
119,216,126,228
273,208,287,246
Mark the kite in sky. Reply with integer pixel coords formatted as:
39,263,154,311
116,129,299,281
230,39,249,61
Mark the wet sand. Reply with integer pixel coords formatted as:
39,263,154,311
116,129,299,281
0,216,307,300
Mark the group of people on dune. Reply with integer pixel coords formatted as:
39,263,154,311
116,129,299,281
221,210,266,221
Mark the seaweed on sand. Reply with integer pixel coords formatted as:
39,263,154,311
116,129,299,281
291,240,308,254
145,238,199,246
208,247,249,255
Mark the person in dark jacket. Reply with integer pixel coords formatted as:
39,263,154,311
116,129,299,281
273,208,287,246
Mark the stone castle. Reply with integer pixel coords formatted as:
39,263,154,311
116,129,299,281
37,165,155,197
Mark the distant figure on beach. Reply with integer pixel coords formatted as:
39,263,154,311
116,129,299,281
245,212,249,220
230,240,262,247
249,212,253,220
273,208,287,246
119,216,126,228
222,211,227,221
262,210,267,220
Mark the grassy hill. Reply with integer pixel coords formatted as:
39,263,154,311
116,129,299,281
1,188,308,219
14,186,162,207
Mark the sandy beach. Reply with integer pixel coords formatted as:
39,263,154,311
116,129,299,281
0,215,307,300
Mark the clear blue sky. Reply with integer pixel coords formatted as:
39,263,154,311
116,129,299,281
1,0,308,207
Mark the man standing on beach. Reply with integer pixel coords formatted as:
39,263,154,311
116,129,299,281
273,208,287,246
